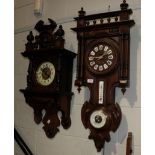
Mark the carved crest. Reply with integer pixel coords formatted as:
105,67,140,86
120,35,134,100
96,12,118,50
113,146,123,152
25,18,65,51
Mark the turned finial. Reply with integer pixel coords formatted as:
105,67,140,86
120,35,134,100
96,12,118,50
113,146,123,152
78,7,86,17
120,0,129,10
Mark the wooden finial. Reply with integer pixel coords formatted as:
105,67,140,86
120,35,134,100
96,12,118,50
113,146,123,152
120,0,129,10
54,25,65,37
25,31,34,51
78,7,86,17
119,80,127,95
107,5,111,23
27,31,34,42
121,87,126,95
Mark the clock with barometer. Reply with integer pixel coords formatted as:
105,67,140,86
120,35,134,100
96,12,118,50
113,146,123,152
72,0,135,152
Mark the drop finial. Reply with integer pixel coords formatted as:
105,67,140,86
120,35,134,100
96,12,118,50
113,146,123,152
77,86,81,93
121,87,126,95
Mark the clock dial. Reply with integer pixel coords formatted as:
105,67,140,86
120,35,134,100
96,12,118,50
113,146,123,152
36,62,55,86
90,110,107,129
87,43,117,74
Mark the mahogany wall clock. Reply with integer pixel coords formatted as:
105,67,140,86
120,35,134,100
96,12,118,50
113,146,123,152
71,0,135,152
20,19,76,138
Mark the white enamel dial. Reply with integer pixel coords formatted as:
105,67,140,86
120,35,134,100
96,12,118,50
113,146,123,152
36,62,55,86
90,110,107,129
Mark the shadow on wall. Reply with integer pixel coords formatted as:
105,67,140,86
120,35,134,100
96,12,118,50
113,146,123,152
116,24,141,107
128,24,141,107
111,24,140,155
100,113,128,155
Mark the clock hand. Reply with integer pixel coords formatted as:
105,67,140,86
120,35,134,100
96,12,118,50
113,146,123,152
89,51,109,60
88,56,99,60
89,55,105,59
96,51,108,60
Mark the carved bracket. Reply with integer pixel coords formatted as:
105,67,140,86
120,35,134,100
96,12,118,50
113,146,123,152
20,89,72,138
81,101,122,152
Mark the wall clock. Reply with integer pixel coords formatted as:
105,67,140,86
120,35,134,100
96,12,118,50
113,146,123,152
71,0,135,152
20,18,76,138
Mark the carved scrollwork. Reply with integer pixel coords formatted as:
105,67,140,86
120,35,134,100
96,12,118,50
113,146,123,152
81,101,122,152
20,18,76,140
20,89,72,138
25,18,65,51
58,94,72,129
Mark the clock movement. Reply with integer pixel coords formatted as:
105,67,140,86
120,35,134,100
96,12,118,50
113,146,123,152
71,0,135,152
20,18,76,138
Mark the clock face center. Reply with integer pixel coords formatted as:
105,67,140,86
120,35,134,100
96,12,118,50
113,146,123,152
95,115,102,123
42,67,51,80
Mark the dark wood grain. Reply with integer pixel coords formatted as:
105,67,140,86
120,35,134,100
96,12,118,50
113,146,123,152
72,0,135,152
20,19,76,138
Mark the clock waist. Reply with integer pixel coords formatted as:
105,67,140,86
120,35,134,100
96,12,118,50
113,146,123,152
20,88,74,97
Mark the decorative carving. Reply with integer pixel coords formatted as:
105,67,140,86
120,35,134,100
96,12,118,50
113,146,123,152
72,0,135,152
81,102,121,151
20,89,73,138
120,0,129,10
20,19,76,138
25,18,65,51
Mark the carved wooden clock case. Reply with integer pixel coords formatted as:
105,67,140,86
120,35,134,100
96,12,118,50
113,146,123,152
20,19,76,138
71,0,135,152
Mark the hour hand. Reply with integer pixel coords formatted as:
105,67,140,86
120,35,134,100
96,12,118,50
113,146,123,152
89,56,103,60
89,51,108,60
96,51,108,60
96,55,104,60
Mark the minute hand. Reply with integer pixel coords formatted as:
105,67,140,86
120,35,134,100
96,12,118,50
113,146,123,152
97,51,108,60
